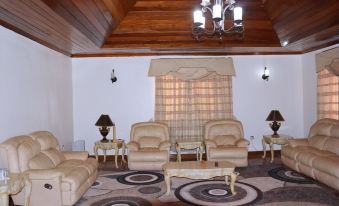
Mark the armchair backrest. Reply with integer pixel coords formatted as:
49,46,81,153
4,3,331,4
204,120,244,146
308,118,339,154
0,131,64,173
130,122,169,148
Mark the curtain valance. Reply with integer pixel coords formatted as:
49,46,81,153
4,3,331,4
148,58,236,80
316,47,339,76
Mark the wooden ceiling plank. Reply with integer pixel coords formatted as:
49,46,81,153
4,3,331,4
72,0,108,36
42,0,104,46
0,1,86,52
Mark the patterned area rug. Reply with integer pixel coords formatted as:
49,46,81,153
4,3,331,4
75,163,339,206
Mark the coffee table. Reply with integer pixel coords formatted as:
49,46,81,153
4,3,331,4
163,161,238,195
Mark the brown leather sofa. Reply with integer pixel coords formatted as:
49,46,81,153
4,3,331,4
127,122,171,170
0,131,98,206
204,119,250,167
282,118,339,190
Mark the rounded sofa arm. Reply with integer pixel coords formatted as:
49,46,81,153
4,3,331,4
159,141,171,151
127,141,140,151
287,138,309,147
62,151,88,161
236,139,250,147
204,140,217,149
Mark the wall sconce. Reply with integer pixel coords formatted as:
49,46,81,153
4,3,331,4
111,69,117,83
262,67,269,81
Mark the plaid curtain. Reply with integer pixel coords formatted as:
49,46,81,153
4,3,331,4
317,69,339,119
155,73,233,145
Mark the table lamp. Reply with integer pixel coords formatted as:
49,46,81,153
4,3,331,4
95,114,114,142
266,110,284,136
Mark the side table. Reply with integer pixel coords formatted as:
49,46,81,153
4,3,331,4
176,139,204,162
94,139,126,168
262,134,293,163
0,173,31,206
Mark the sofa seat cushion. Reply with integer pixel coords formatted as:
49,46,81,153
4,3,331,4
62,167,89,191
298,152,319,167
57,158,98,175
282,146,310,160
128,150,168,162
209,146,247,159
313,156,339,178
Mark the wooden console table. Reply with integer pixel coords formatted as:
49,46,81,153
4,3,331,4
262,134,293,163
163,161,238,195
94,139,126,167
176,139,204,162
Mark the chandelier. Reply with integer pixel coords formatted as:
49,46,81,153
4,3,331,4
192,0,244,40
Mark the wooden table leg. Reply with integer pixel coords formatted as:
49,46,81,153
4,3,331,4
262,138,266,159
114,146,119,168
94,145,99,161
103,149,107,163
230,172,238,195
122,142,126,163
176,144,181,162
24,177,32,206
199,144,204,161
269,143,274,163
164,171,171,195
0,194,9,206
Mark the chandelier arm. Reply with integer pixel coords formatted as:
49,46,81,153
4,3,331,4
202,6,213,15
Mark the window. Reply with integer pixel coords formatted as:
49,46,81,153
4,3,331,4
155,73,233,144
317,69,339,119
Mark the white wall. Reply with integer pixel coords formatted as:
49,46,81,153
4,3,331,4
0,26,74,149
72,55,306,153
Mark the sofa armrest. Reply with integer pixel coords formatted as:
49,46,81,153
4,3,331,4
287,138,309,147
159,141,171,151
236,139,250,147
27,168,69,180
127,141,140,151
62,151,88,161
204,140,217,149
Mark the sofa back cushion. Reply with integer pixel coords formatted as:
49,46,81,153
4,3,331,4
131,122,169,143
29,153,55,169
17,139,41,172
309,135,329,150
41,148,65,166
138,136,162,148
30,131,60,150
204,120,244,142
0,135,32,173
212,135,237,146
323,137,339,155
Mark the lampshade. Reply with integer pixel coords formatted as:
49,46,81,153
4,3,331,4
266,110,284,121
95,114,114,126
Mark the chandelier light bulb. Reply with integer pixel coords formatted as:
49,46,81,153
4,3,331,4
212,4,222,20
194,10,204,26
201,0,210,6
234,7,243,21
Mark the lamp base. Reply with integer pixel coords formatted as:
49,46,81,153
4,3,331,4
270,121,281,137
100,137,109,142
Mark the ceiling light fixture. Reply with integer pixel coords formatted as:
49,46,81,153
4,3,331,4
192,0,244,40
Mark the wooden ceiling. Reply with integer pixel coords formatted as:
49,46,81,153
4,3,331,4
0,0,338,57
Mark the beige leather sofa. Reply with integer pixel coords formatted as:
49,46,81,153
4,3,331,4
127,122,171,170
204,120,250,167
282,118,339,190
0,131,98,206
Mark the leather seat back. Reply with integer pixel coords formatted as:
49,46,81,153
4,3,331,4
130,122,169,148
308,119,339,152
204,120,244,146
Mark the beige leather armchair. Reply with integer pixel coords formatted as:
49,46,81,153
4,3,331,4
127,122,171,170
0,131,98,206
204,120,249,167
